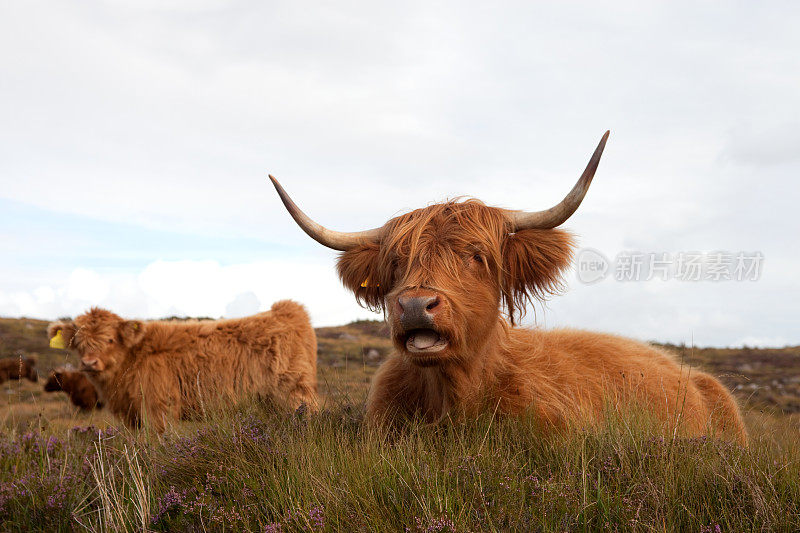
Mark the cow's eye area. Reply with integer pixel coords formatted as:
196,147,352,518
108,338,114,344
467,252,484,265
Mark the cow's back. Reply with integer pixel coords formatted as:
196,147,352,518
118,300,318,425
190,300,315,402
507,328,746,443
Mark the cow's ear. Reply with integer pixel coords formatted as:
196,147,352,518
501,228,575,324
337,241,385,310
48,321,76,348
119,320,145,348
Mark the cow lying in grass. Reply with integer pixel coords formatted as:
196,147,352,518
44,367,103,411
269,131,748,444
47,300,318,432
0,356,38,384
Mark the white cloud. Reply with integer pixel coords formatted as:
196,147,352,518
64,268,110,306
225,292,260,318
0,258,378,327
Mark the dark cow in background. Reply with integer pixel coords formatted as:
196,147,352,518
0,356,38,384
44,367,103,411
269,131,747,444
48,300,318,432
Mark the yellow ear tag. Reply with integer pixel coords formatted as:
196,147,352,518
49,330,66,349
360,279,380,288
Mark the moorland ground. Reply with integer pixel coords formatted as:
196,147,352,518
0,317,798,531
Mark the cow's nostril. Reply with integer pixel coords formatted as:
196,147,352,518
397,293,441,328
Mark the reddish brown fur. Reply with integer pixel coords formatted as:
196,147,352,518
0,356,38,384
44,368,103,411
47,300,318,432
336,200,747,443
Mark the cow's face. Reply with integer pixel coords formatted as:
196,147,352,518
337,202,574,366
48,309,144,380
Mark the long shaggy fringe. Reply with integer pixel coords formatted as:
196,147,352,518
337,199,574,323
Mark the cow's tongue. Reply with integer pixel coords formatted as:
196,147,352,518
410,330,440,350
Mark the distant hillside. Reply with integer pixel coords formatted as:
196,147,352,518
656,343,800,413
1,316,798,414
0,317,76,370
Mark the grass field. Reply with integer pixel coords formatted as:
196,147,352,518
1,317,799,531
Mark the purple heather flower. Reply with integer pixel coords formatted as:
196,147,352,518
309,505,325,529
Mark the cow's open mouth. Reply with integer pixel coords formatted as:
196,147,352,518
404,328,449,354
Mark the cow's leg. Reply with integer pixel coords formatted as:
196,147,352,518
365,356,420,426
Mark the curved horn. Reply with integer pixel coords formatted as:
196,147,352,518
269,175,382,251
510,130,610,231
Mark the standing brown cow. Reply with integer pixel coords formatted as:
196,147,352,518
47,300,318,432
0,356,38,384
44,367,104,411
269,131,747,444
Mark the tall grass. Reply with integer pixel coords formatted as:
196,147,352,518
0,399,798,532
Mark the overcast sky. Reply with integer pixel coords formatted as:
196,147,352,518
1,1,798,347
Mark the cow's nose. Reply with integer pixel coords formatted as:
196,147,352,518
397,294,441,328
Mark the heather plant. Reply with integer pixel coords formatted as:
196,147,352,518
0,399,798,532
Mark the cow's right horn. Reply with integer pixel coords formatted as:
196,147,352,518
269,175,382,251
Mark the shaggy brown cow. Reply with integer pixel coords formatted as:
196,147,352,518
269,131,748,444
47,300,318,432
44,368,103,411
0,356,38,384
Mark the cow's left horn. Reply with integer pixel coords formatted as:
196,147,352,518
269,175,382,251
510,130,609,231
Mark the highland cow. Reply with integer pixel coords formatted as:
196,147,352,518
0,356,38,384
47,301,318,432
269,131,748,444
44,367,103,411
